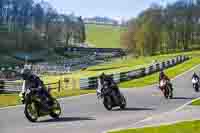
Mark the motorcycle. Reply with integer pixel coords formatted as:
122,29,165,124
97,83,126,111
23,88,61,122
159,79,173,99
192,77,199,92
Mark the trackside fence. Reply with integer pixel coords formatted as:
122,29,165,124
79,55,190,89
0,77,77,93
0,55,190,92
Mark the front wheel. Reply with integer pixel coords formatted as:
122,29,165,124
196,87,199,92
164,87,169,99
194,84,199,92
168,86,173,99
169,90,173,99
24,101,39,122
103,96,112,111
50,99,61,119
120,95,127,109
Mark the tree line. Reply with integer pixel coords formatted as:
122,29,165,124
0,0,86,52
121,0,200,56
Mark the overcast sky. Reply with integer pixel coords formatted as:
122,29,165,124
43,0,177,21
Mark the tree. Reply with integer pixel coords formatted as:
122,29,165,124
0,0,87,52
121,0,200,55
0,0,6,24
33,3,44,30
128,4,163,55
120,19,138,55
78,16,86,43
44,7,58,48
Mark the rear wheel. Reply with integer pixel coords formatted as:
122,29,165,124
164,87,169,99
24,101,38,122
168,86,173,99
50,99,61,119
103,96,112,111
120,95,127,109
195,84,199,92
169,89,173,99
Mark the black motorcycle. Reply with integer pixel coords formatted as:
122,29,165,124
97,84,126,111
23,89,61,122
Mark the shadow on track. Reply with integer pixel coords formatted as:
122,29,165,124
39,117,95,123
171,97,194,100
112,107,154,111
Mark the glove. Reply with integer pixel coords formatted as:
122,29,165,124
19,92,25,104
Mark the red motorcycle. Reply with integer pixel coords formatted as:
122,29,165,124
159,79,173,99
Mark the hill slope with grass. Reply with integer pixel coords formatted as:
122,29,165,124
86,24,121,48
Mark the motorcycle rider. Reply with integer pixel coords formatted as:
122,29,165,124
98,73,121,101
192,72,200,81
159,70,173,91
19,69,53,109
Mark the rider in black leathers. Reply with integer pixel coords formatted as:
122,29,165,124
99,73,121,100
19,69,53,109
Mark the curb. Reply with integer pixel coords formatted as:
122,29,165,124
107,118,200,133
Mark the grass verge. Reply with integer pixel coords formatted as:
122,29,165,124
119,57,200,88
74,54,177,79
86,24,121,48
108,120,200,133
0,89,96,108
191,99,200,106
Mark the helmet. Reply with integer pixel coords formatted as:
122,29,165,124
160,70,164,75
193,72,198,77
160,70,165,77
100,72,106,79
21,69,32,80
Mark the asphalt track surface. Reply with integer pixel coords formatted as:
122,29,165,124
1,65,200,133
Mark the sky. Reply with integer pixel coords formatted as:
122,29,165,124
43,0,178,21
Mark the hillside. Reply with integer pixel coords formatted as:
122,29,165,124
86,24,121,48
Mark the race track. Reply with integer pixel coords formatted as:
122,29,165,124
1,65,200,133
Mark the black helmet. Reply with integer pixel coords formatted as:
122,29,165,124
100,72,107,80
193,72,197,76
21,69,32,80
160,70,164,76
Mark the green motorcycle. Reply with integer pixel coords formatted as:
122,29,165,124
23,89,61,122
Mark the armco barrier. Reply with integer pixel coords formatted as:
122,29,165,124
0,80,5,93
120,72,129,82
80,77,98,89
80,55,190,89
113,73,121,83
127,68,145,79
0,79,68,93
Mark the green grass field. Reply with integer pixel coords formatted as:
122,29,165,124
108,120,200,133
71,50,200,80
191,99,200,106
119,56,200,88
73,54,182,79
86,24,121,48
0,89,96,108
38,53,178,84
